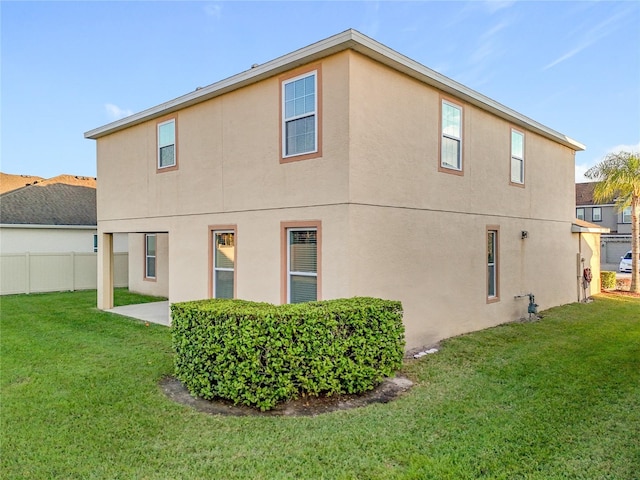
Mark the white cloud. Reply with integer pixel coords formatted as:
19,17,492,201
543,9,628,70
203,4,222,19
105,103,133,121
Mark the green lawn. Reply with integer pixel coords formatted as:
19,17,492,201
1,290,639,479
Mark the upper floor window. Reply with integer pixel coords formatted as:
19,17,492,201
510,129,525,185
282,71,317,159
622,206,631,224
157,119,176,169
440,100,463,173
592,207,602,222
576,208,585,220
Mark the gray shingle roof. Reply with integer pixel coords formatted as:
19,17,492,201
0,183,96,226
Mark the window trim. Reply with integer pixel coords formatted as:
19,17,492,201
280,220,322,304
592,207,602,222
486,226,500,303
438,96,464,176
509,128,525,187
622,206,632,224
576,208,585,221
144,234,157,281
208,225,237,299
279,64,323,164
156,116,178,172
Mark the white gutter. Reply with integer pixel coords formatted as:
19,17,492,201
0,224,97,230
84,29,585,152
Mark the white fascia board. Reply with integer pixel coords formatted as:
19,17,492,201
575,203,616,208
0,224,97,230
571,223,610,234
84,29,585,151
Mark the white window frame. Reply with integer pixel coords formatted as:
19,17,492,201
592,207,602,222
622,206,632,224
287,227,318,304
487,228,499,301
576,208,585,220
440,99,463,172
157,119,176,169
282,71,318,159
510,129,525,185
213,230,235,299
145,234,156,280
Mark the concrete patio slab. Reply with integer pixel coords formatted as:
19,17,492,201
106,301,171,327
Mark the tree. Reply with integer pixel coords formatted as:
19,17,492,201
585,151,640,293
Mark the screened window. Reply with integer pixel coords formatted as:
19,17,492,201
214,231,235,299
441,100,462,171
145,234,156,279
158,119,176,169
592,207,602,222
283,72,317,157
622,206,632,224
576,208,585,220
510,129,525,184
487,229,498,300
287,228,317,303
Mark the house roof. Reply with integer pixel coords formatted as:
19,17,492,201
85,29,585,152
572,218,610,234
0,172,96,194
0,173,45,194
0,183,97,226
575,182,597,206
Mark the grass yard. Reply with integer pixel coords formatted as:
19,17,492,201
1,290,639,479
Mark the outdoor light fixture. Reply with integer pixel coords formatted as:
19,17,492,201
521,231,528,239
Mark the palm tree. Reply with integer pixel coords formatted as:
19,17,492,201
585,151,640,293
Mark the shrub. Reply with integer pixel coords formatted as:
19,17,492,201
600,271,616,290
171,297,405,411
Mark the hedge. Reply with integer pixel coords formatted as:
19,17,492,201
171,297,405,411
600,271,616,290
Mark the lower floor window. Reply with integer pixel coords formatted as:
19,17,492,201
487,228,499,301
287,227,318,303
214,230,235,299
145,234,156,279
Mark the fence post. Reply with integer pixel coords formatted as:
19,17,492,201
71,252,75,292
25,252,31,294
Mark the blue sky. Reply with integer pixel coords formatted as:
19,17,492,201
2,1,639,182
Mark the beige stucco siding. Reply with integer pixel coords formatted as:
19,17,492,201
347,51,575,223
346,204,578,350
128,233,169,297
96,53,351,226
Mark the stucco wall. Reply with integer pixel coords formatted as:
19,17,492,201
94,48,582,349
128,233,169,297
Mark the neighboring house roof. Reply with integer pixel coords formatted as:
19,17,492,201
575,181,618,207
0,172,96,194
85,29,585,152
0,183,97,226
0,173,45,194
572,218,610,234
575,182,596,206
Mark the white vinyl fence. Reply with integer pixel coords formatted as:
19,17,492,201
0,252,128,295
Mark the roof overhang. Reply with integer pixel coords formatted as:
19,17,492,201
84,29,585,152
572,219,610,234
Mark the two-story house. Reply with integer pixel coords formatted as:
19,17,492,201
576,181,633,264
85,30,601,351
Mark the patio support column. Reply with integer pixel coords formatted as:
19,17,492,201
98,232,114,309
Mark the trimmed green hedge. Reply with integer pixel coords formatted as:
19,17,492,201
171,297,405,411
600,271,616,290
